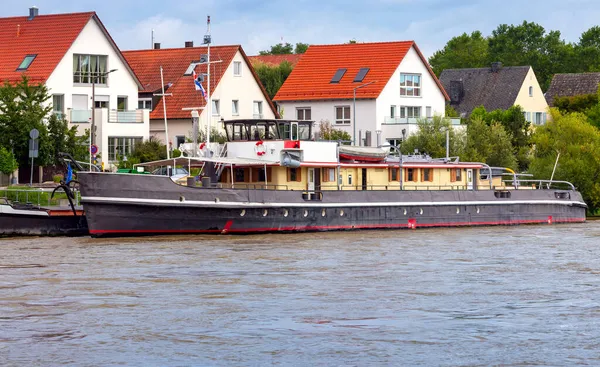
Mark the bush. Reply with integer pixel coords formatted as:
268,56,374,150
52,174,63,183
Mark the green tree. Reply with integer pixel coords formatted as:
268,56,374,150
259,42,294,55
576,26,600,72
0,146,18,178
400,116,459,158
252,60,294,100
294,42,309,54
129,136,167,163
429,31,489,76
47,113,89,165
529,110,600,212
318,120,351,142
459,118,517,169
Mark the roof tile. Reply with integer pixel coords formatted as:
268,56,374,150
545,72,600,106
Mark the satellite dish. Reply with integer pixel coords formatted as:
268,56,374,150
29,128,39,139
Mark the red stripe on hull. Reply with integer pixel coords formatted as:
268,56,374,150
89,217,586,235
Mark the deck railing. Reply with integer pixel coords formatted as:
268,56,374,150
0,188,81,207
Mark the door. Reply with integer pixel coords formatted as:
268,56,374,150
314,168,321,190
361,168,368,190
467,169,473,190
308,168,315,192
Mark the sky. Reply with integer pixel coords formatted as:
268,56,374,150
2,0,600,58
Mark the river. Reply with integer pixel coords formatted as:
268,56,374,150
1,223,600,366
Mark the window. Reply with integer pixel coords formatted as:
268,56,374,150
117,96,128,111
138,99,152,110
400,106,421,119
322,168,336,182
175,136,186,149
389,167,400,181
233,61,242,76
535,112,543,125
232,100,239,115
529,86,533,97
450,168,462,182
52,94,64,117
421,168,433,182
426,106,432,118
400,73,421,97
108,137,142,161
234,168,248,183
335,106,351,124
287,168,302,182
353,67,370,82
73,54,108,84
297,107,311,120
253,167,272,182
390,105,396,118
387,139,402,153
348,174,353,186
405,168,417,182
330,68,347,83
212,99,220,115
17,54,36,71
253,101,263,118
526,112,531,122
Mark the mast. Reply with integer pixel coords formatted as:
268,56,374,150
159,66,170,159
205,15,211,146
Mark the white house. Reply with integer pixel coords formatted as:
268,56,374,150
0,7,149,168
122,43,277,150
274,41,454,148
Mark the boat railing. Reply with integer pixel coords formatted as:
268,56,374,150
0,188,81,207
501,179,575,191
207,183,290,190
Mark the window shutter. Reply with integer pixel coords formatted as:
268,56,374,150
450,169,456,182
429,169,433,182
420,169,424,182
287,168,291,182
297,168,302,182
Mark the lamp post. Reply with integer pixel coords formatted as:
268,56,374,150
353,80,376,145
91,68,117,159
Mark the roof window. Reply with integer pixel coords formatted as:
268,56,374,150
330,68,347,83
17,54,36,71
353,67,370,82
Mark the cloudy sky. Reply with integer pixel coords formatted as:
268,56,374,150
3,0,599,57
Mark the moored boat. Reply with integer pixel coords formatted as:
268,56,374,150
76,119,587,237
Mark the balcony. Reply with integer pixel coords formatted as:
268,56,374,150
383,116,461,125
69,109,91,123
109,110,144,123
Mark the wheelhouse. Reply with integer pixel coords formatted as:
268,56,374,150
223,119,313,142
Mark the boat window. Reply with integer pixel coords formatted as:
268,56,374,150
233,123,248,141
267,123,278,139
279,123,291,140
291,122,298,140
348,174,353,186
250,124,267,141
298,123,311,140
225,123,234,141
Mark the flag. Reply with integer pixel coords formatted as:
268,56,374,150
66,163,73,184
192,70,208,101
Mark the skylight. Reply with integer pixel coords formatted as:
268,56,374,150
330,68,347,83
353,68,370,82
17,54,36,71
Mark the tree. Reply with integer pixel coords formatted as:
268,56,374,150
259,42,294,55
130,136,167,163
458,117,517,170
576,26,600,72
400,116,459,158
252,60,294,100
0,147,18,179
294,42,309,54
529,110,600,213
429,31,489,76
318,120,351,142
47,113,89,165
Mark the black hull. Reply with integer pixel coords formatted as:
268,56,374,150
78,172,587,237
0,212,88,237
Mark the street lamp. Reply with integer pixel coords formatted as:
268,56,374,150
353,80,376,145
91,68,118,147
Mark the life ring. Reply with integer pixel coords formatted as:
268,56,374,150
255,140,267,156
199,142,206,150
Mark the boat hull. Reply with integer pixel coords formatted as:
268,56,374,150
78,172,587,237
0,205,88,237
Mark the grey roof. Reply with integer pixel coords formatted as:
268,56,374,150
545,72,600,106
439,65,530,115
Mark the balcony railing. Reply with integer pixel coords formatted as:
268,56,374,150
109,110,144,123
70,109,91,123
383,116,461,125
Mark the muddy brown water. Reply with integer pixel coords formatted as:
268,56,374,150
2,223,600,366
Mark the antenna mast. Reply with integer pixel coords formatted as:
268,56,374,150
204,15,212,146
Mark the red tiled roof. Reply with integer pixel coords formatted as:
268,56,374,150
0,12,95,84
249,54,303,67
273,41,449,102
123,45,278,120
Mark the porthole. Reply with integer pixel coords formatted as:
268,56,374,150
476,207,480,214
456,207,460,214
340,210,345,217
283,209,289,217
419,208,423,215
303,210,308,217
403,209,407,216
215,197,220,203
263,209,268,217
321,209,326,217
179,195,185,202
240,209,246,217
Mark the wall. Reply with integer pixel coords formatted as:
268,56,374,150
513,67,550,124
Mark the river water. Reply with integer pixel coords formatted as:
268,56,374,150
1,223,600,366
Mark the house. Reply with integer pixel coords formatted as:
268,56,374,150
122,43,277,150
248,54,303,67
439,63,549,125
273,41,452,147
0,7,149,168
545,72,600,106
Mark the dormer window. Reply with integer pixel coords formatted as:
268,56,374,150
330,68,347,83
73,54,108,84
17,54,36,71
353,67,369,82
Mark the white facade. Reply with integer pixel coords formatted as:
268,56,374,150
151,49,276,149
513,67,550,125
276,45,450,146
45,16,148,167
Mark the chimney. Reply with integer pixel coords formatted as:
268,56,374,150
153,42,161,50
449,80,464,104
185,41,194,48
491,62,502,73
28,6,38,20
